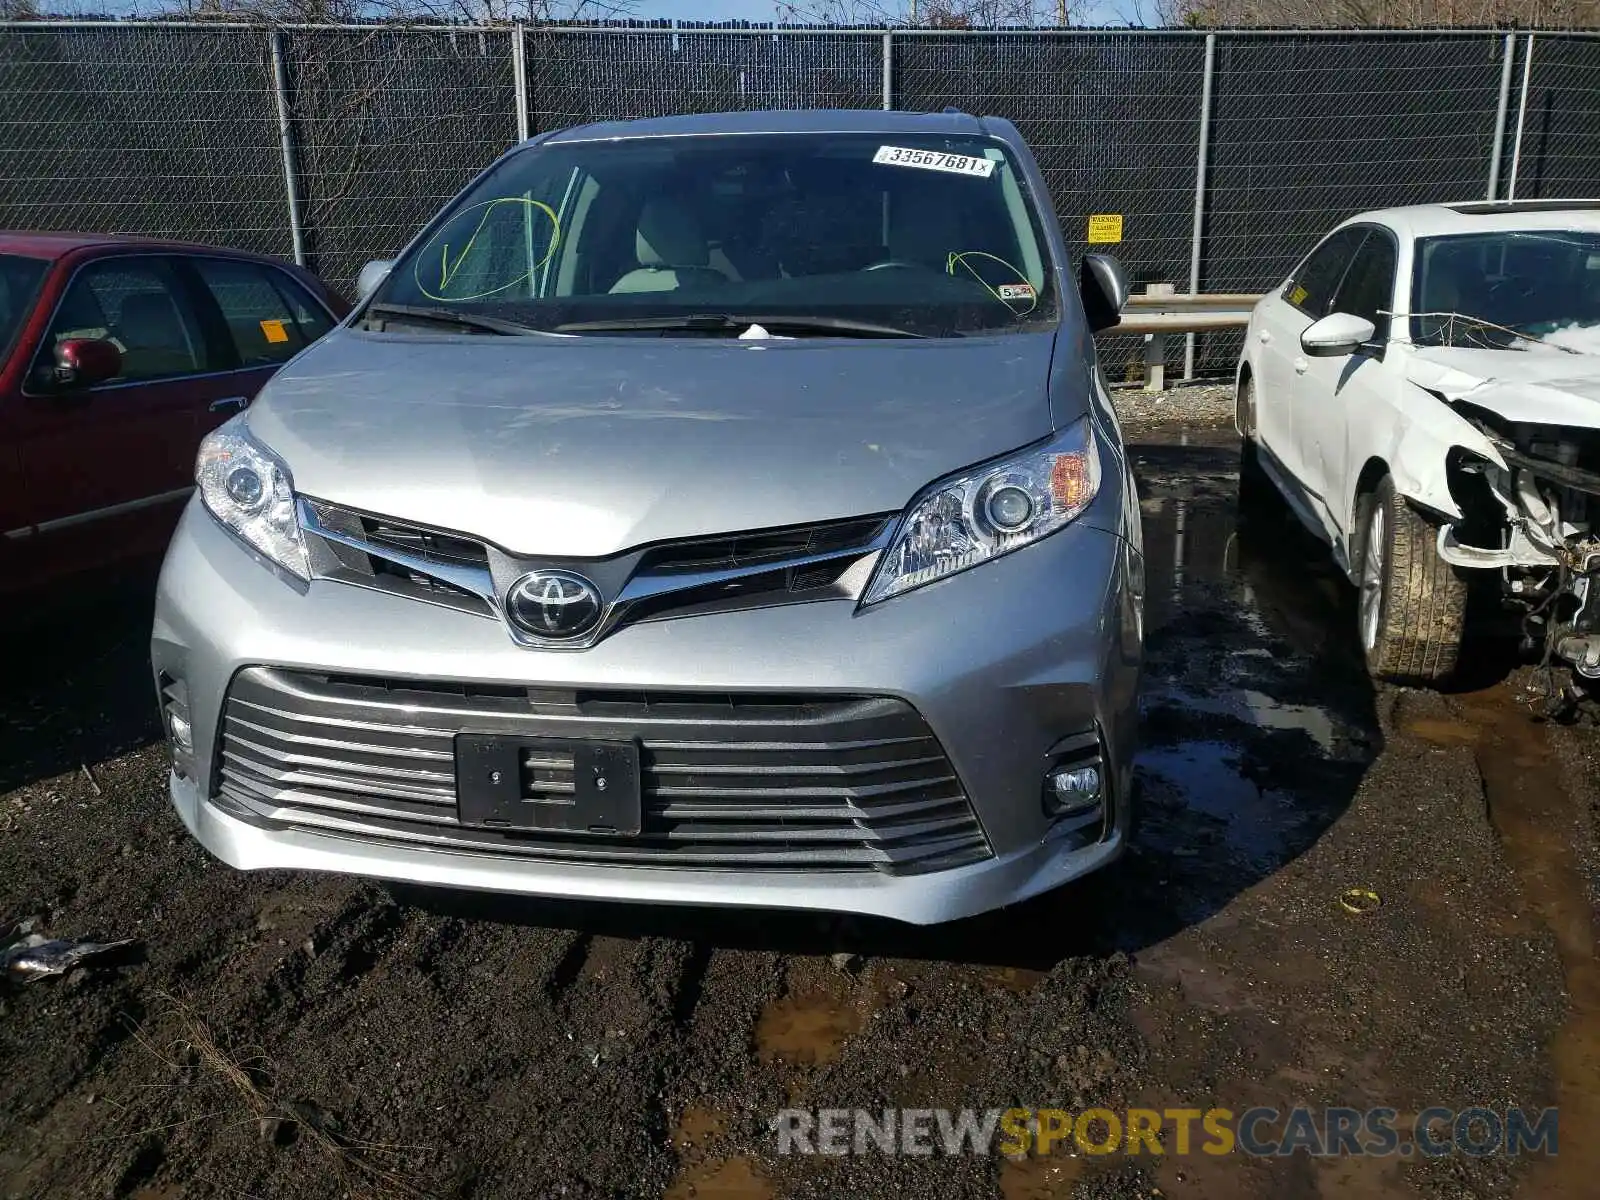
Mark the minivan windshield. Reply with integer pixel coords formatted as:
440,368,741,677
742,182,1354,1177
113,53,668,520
0,253,48,364
370,132,1058,339
1411,229,1600,352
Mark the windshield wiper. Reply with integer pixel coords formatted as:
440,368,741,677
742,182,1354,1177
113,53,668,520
365,303,547,337
553,314,928,339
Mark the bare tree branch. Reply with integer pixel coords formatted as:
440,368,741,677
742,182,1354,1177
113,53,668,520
775,0,1090,28
1170,0,1600,27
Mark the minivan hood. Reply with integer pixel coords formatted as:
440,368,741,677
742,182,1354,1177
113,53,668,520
249,328,1063,557
1407,344,1600,429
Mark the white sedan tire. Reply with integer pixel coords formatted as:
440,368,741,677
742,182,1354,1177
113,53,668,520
1356,474,1468,684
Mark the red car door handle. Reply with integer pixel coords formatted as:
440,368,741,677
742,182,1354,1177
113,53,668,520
209,395,249,413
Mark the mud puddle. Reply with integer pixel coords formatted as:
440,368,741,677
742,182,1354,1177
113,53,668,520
1117,436,1573,1197
1132,433,1379,900
755,990,866,1067
997,1152,1084,1199
1425,690,1600,1200
668,1105,771,1200
665,1156,774,1200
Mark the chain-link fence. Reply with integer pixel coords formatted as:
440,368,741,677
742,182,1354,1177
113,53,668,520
285,27,517,290
2,22,1598,377
0,25,289,259
527,27,885,125
895,32,1206,377
1516,31,1600,201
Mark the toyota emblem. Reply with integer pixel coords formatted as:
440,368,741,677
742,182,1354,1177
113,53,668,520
505,570,604,641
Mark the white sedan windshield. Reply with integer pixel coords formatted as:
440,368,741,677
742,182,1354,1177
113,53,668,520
1412,229,1600,351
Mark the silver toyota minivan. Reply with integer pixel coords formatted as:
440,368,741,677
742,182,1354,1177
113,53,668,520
152,109,1143,925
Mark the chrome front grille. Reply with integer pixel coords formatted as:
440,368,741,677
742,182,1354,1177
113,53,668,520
302,499,496,618
637,515,890,575
213,667,991,874
298,499,893,645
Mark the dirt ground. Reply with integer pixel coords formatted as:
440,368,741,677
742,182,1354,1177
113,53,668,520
2,402,1597,1200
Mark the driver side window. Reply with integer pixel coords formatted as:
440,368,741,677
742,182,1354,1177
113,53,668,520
1283,227,1364,318
1332,231,1397,342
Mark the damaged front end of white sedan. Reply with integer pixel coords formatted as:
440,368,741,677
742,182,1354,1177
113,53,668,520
1415,338,1600,696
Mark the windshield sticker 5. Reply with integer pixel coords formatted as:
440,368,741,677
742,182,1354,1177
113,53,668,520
414,196,561,303
259,318,289,344
948,251,1039,316
1087,214,1123,244
873,146,995,178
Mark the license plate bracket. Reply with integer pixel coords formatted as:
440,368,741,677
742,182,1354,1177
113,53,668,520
455,735,642,836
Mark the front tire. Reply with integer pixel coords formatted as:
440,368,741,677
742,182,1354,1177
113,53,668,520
1356,475,1468,684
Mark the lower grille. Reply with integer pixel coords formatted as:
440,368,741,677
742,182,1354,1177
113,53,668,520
213,668,990,875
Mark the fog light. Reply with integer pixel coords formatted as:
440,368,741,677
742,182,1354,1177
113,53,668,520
167,710,193,754
159,673,195,779
1046,765,1101,816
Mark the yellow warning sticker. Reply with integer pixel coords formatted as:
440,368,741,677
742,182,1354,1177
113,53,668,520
1087,213,1123,244
1288,284,1309,307
260,318,289,344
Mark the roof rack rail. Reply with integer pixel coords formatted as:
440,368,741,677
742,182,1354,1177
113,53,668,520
1445,199,1600,215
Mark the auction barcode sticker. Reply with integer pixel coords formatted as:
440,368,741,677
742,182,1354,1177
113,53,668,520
873,146,995,177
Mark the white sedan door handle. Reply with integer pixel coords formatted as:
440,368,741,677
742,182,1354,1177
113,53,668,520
1293,357,1309,375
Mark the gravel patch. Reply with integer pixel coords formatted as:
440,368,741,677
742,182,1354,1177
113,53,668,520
1112,381,1234,433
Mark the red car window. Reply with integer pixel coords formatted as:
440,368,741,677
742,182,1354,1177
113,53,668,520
39,258,218,386
191,258,331,367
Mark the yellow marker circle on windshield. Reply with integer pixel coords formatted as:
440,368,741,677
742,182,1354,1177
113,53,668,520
414,196,561,303
947,250,1039,316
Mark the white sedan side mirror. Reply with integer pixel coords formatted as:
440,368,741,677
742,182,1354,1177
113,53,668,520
356,259,394,301
1301,312,1377,358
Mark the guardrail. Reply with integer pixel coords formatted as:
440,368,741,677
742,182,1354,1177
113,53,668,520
1108,285,1264,391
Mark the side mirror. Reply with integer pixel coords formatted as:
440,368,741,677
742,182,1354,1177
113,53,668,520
1079,253,1130,333
356,259,394,301
1301,312,1377,358
52,337,122,388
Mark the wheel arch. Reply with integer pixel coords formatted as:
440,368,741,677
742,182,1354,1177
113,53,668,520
1352,456,1390,510
1235,361,1255,437
1341,456,1392,581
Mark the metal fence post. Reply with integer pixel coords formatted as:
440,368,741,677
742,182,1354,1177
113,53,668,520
268,28,306,268
1487,31,1515,200
1509,31,1536,201
882,30,893,111
1183,32,1217,383
512,23,530,143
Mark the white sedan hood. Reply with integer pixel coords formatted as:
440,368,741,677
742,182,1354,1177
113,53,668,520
1407,344,1600,428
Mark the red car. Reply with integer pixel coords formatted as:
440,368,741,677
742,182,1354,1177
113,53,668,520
0,233,346,598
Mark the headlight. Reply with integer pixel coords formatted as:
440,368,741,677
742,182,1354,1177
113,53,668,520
195,418,308,581
861,418,1101,606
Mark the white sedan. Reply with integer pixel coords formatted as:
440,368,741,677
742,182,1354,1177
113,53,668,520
1236,200,1600,687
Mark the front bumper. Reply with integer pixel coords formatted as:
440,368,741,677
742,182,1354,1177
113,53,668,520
153,499,1142,925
